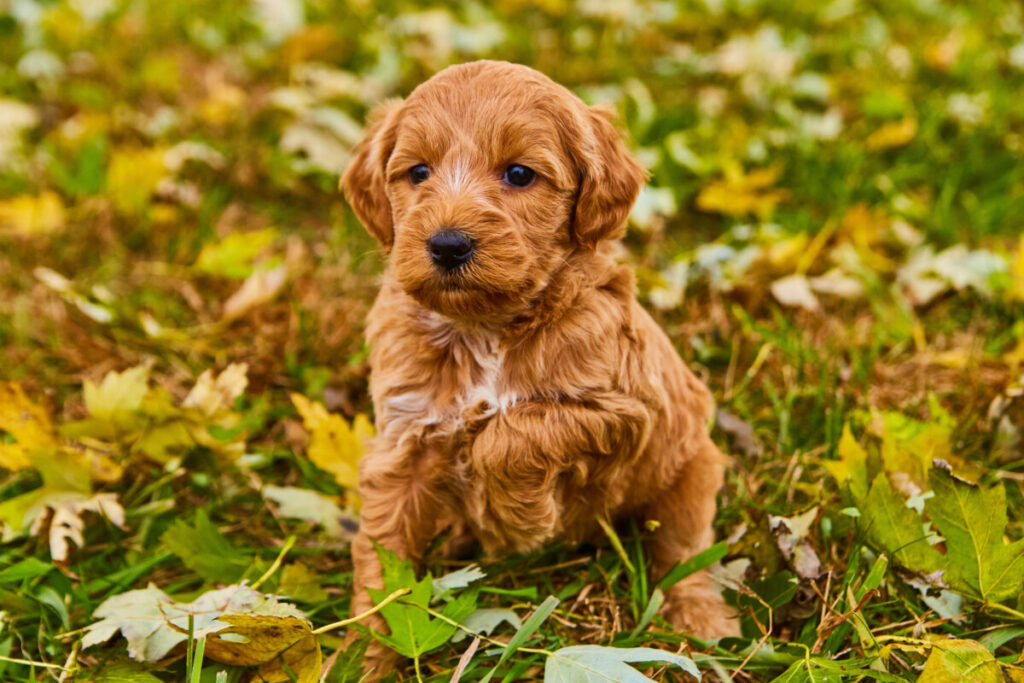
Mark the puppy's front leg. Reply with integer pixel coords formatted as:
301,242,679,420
469,394,649,553
350,443,450,679
644,439,738,639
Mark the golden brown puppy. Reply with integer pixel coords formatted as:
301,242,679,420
342,60,737,677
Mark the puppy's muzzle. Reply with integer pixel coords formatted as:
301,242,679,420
427,230,475,271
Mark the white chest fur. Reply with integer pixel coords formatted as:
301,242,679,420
379,313,518,441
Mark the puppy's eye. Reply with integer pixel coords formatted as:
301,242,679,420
503,164,535,187
409,164,430,185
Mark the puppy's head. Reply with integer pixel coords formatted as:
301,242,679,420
342,60,646,320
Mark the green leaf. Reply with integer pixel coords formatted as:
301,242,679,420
160,510,250,584
926,466,1024,603
655,541,727,592
859,473,943,573
918,639,1003,683
85,661,165,682
771,656,905,682
480,596,559,683
544,645,700,682
367,545,478,659
0,556,53,584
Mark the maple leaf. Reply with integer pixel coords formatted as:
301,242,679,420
290,393,373,509
27,492,126,561
926,465,1024,604
0,382,57,470
696,162,789,219
860,473,944,574
823,422,868,498
83,365,151,426
262,484,355,537
83,583,317,680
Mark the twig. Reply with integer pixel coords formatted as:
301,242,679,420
57,641,80,683
450,637,480,683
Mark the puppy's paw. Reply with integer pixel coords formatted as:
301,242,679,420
662,583,740,640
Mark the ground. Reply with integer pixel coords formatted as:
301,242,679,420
0,0,1023,681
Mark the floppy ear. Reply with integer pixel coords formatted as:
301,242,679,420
341,98,403,249
571,105,648,248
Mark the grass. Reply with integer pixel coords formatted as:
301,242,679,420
1,0,1023,680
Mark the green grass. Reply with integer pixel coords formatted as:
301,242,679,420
1,0,1023,680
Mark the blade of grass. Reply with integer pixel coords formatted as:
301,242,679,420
479,596,559,683
656,542,728,592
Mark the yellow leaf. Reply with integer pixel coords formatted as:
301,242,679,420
290,393,372,509
207,614,321,683
696,162,789,219
867,117,917,151
84,366,151,423
0,192,66,235
0,383,57,470
838,204,895,272
106,147,167,215
824,423,868,497
183,364,249,418
1011,234,1024,302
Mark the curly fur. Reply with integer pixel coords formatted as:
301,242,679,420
342,60,738,678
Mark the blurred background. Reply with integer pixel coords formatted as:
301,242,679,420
1,0,1024,680
2,0,1022,400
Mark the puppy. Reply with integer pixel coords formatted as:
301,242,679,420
342,60,737,676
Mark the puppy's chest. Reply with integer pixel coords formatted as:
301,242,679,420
377,323,517,445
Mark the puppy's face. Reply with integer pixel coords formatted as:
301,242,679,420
343,61,646,321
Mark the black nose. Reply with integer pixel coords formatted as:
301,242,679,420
427,230,474,271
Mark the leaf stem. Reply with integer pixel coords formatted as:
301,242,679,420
311,587,411,635
986,602,1024,621
251,534,297,590
0,655,69,671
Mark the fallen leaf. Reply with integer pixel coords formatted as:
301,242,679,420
205,614,321,683
450,608,522,643
544,645,700,682
195,229,278,279
771,274,820,311
696,162,789,219
860,473,944,574
0,383,56,470
30,492,126,561
263,484,354,537
278,562,329,603
919,638,1002,683
290,394,373,508
84,366,151,425
84,583,309,663
926,465,1024,603
867,117,917,150
0,192,66,235
106,147,167,215
824,423,869,498
182,363,248,418
768,507,822,579
715,409,762,457
222,263,288,320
